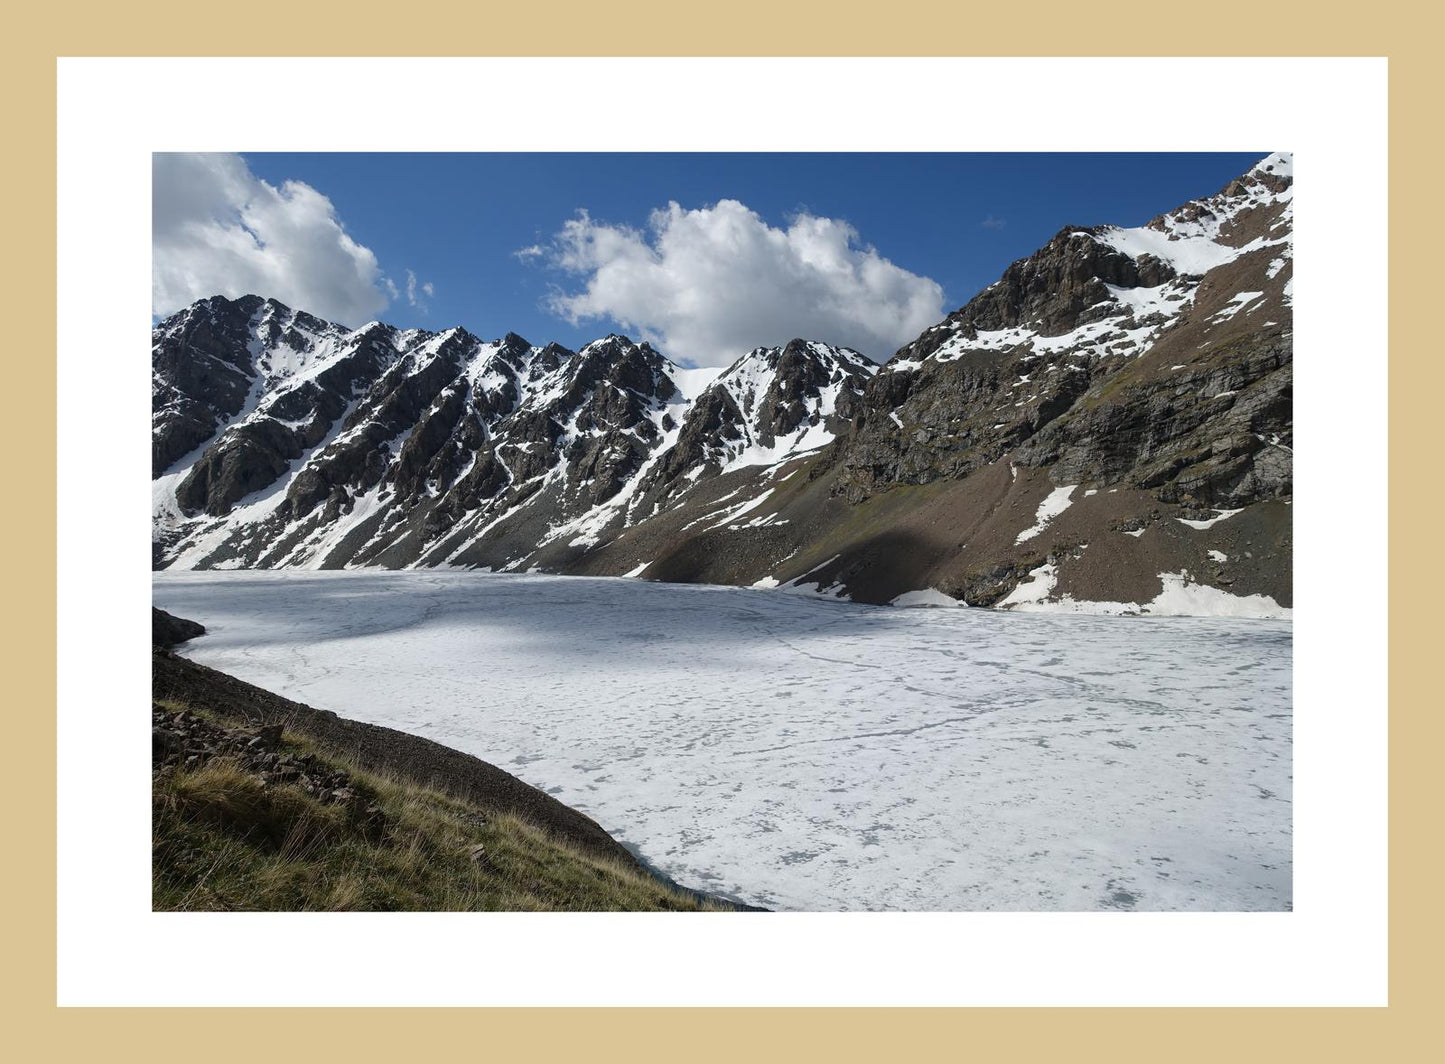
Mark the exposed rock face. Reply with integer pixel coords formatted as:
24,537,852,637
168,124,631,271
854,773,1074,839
837,152,1293,514
152,309,874,571
152,296,357,479
152,153,1292,616
953,228,1177,337
642,339,875,496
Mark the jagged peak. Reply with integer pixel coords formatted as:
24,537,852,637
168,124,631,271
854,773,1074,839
1252,151,1292,180
703,340,875,417
158,295,364,349
724,339,874,376
579,332,639,354
1138,152,1293,239
223,293,277,315
348,319,398,343
435,324,482,348
960,155,1291,342
780,337,873,364
154,293,264,330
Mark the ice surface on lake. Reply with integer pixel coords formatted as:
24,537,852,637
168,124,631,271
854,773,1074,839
153,571,1292,912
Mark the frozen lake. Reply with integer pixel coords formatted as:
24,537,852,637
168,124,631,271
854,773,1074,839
152,570,1292,911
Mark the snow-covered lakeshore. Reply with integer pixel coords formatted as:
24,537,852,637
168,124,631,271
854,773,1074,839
152,570,1291,911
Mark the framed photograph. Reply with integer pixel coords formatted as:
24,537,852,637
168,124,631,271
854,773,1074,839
20,17,1420,1056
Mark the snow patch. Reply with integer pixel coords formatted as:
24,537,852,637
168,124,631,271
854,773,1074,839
997,563,1057,607
1015,485,1077,545
1148,572,1289,619
890,588,962,608
1176,508,1243,530
999,564,1289,620
1210,291,1265,324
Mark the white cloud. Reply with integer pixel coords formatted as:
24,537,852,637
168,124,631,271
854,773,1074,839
403,269,434,312
533,200,945,366
152,153,391,325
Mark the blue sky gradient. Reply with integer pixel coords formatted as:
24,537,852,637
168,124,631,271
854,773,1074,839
187,152,1267,362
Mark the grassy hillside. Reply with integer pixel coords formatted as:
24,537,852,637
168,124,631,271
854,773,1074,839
154,703,716,911
152,639,726,912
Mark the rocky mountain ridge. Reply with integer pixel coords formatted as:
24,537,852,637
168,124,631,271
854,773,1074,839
154,299,874,571
153,153,1293,616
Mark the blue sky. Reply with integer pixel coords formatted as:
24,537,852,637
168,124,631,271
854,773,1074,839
154,152,1266,366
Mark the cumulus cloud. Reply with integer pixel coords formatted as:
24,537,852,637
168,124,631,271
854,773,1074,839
152,153,393,325
531,201,945,366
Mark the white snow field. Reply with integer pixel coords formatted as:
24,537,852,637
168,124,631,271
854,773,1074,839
153,570,1292,912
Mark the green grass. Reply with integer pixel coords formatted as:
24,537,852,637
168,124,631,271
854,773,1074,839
153,702,720,912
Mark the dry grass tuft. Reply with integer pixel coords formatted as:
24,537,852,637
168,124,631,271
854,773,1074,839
153,722,720,912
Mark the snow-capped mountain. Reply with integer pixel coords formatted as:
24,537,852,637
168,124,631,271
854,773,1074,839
152,301,872,572
153,154,1292,616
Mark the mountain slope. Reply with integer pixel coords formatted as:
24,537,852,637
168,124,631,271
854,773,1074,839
152,154,1292,616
